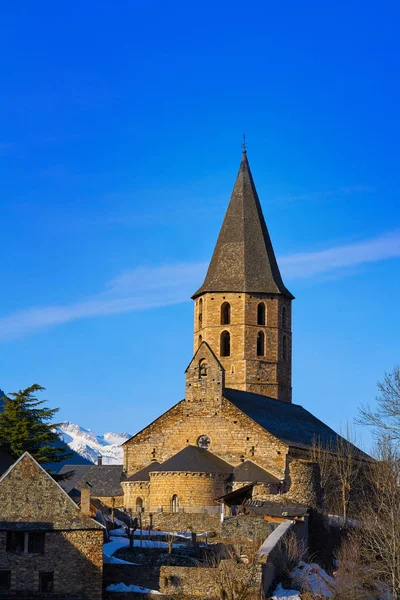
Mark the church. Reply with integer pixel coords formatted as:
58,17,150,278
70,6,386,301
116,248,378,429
122,149,345,514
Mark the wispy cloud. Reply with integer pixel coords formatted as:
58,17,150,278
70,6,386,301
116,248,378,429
1,230,399,342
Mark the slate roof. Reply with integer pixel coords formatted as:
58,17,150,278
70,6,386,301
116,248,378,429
152,446,233,474
125,461,160,481
0,453,103,531
76,465,124,497
233,460,281,484
224,388,367,457
58,464,92,495
193,151,293,299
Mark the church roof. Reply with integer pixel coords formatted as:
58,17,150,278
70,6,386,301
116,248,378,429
224,388,367,457
193,151,293,299
126,461,160,481
233,460,281,484
151,446,233,474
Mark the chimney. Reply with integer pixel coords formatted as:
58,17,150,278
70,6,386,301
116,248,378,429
80,484,91,516
97,455,102,466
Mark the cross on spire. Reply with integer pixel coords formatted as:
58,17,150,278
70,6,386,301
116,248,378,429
241,133,247,154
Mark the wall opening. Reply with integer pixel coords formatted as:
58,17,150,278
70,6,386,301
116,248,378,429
171,494,179,513
283,334,288,361
221,302,231,325
257,331,265,356
198,298,203,327
220,331,231,357
257,302,266,325
136,497,143,513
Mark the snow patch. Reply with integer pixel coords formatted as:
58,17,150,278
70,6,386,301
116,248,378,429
106,583,161,594
271,585,301,600
291,561,335,597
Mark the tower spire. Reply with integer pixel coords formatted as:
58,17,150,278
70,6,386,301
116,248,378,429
192,151,293,299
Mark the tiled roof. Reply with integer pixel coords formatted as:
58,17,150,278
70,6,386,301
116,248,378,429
125,461,160,481
76,464,124,497
152,446,233,474
193,151,293,299
233,460,281,484
224,388,368,457
59,465,92,495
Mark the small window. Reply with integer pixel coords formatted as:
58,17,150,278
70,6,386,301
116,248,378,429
221,302,231,325
257,331,265,356
136,497,143,513
198,298,203,326
171,494,179,514
198,335,202,348
39,572,54,594
282,306,287,329
283,335,288,361
28,532,45,554
257,302,266,325
199,358,208,378
6,532,25,553
220,331,230,357
0,571,11,592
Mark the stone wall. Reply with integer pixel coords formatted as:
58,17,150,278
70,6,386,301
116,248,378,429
122,481,150,511
0,529,103,600
149,511,221,534
286,460,323,508
160,559,262,598
193,291,292,402
124,393,288,480
149,472,226,513
221,515,277,542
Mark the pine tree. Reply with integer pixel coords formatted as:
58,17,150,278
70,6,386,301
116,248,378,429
0,384,72,478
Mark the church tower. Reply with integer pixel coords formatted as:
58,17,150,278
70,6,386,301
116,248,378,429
192,149,294,403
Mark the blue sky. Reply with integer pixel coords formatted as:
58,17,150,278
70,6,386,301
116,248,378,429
1,2,399,450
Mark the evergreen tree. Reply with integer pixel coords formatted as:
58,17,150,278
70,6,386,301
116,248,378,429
0,384,72,478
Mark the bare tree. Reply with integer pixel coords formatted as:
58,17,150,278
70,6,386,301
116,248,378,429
359,365,400,444
357,438,400,598
310,424,362,521
200,541,263,600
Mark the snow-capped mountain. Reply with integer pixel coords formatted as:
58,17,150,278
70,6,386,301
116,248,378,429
57,422,131,465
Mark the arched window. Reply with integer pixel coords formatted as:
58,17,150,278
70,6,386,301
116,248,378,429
257,331,265,356
221,302,231,325
257,302,266,325
171,494,179,513
220,331,230,357
199,358,207,378
282,306,287,330
198,298,203,327
282,335,288,361
136,497,143,513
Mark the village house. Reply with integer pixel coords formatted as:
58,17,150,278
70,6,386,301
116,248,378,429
0,452,104,600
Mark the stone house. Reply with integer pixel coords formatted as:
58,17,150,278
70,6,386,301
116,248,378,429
121,149,366,515
0,452,104,599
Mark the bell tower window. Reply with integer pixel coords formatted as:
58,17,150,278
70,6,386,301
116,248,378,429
221,302,231,325
220,331,230,357
257,331,265,356
283,334,288,361
198,298,203,327
257,302,266,325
